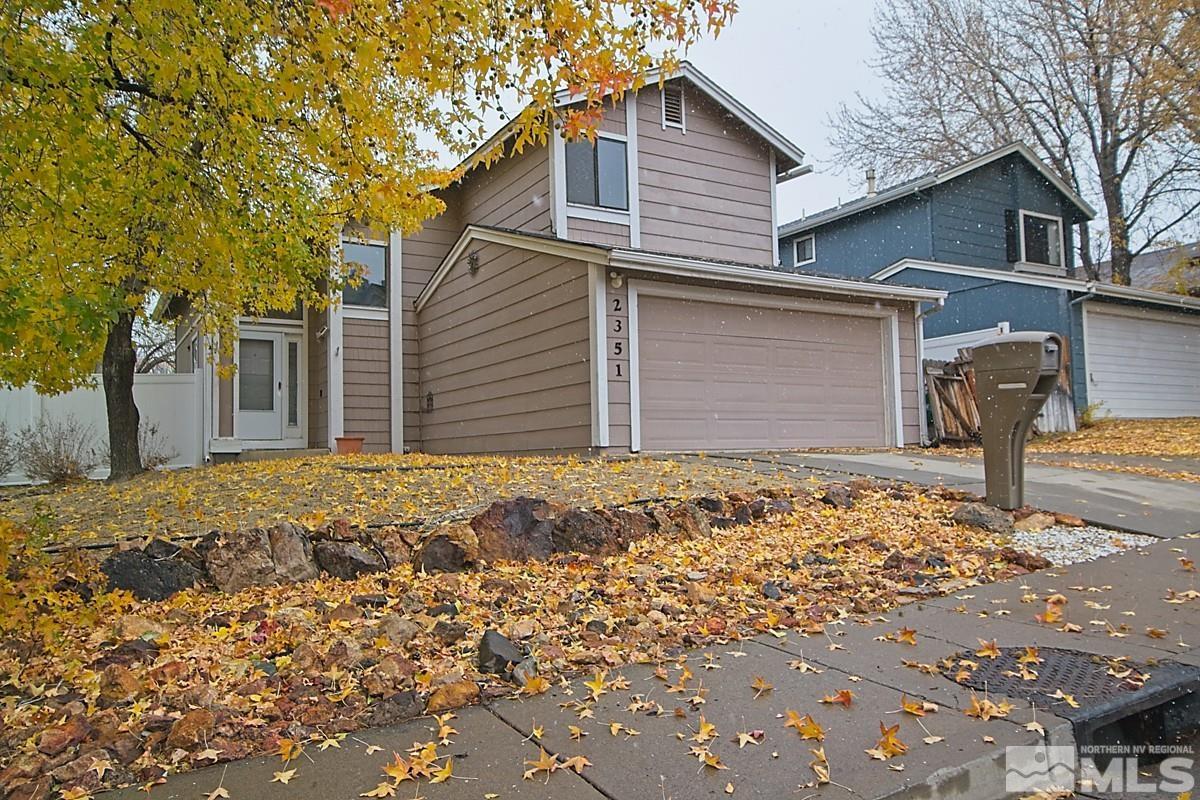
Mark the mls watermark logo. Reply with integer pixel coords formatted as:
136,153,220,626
1005,745,1076,793
1006,744,1197,794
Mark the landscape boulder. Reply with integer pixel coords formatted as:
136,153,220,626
101,547,200,601
470,497,563,562
267,524,320,582
414,523,478,574
1014,511,1057,532
313,540,386,579
951,502,1015,535
552,508,620,555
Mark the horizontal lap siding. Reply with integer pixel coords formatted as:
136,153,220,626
569,217,631,247
402,201,463,450
460,146,551,233
343,318,390,452
418,242,592,454
637,83,775,265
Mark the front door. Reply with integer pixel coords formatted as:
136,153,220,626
238,332,284,440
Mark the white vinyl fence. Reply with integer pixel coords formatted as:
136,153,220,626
0,374,203,483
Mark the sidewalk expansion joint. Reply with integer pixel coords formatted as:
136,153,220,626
482,703,620,800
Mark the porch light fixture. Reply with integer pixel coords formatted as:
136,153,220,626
609,272,624,289
467,250,480,275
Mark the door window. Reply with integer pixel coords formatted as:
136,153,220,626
239,338,275,411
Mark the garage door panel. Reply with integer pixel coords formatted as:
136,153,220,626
638,294,891,450
1086,304,1200,418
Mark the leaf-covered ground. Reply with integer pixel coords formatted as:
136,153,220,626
0,485,1033,797
1026,417,1200,458
0,454,791,547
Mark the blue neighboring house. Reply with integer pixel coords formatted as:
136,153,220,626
777,142,1200,422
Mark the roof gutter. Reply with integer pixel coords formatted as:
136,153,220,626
608,249,948,303
778,163,814,183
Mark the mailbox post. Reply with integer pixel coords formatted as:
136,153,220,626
972,332,1064,510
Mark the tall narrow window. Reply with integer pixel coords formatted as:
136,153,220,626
565,137,628,210
287,341,299,427
342,241,388,308
662,83,685,130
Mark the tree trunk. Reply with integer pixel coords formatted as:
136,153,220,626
102,311,143,480
1077,224,1097,280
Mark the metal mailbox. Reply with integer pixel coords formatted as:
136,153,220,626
973,331,1064,509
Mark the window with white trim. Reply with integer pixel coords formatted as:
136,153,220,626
1019,211,1063,268
342,240,388,308
662,83,685,130
793,234,816,266
565,136,628,211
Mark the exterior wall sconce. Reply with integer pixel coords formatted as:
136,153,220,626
609,272,624,289
467,250,480,275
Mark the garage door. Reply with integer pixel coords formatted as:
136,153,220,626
1086,304,1200,418
637,294,891,450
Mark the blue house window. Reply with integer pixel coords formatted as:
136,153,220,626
793,234,816,266
1019,211,1063,268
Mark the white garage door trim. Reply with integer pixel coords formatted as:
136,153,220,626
1082,301,1200,418
627,279,904,452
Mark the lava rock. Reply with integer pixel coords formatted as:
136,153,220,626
377,614,421,646
820,485,855,509
951,502,1015,535
166,709,215,750
478,630,525,674
761,581,784,601
362,526,418,568
365,691,424,727
998,547,1052,572
101,548,200,602
584,619,610,635
427,602,459,617
314,540,387,579
432,619,468,645
352,593,389,609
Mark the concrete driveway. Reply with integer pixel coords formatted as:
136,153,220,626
697,450,1200,539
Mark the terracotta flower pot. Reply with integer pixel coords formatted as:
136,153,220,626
334,436,365,455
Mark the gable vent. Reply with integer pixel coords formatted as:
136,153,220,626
662,83,685,130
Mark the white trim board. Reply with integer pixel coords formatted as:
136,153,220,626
627,282,641,453
874,259,1200,312
625,97,641,248
388,229,404,453
587,264,610,447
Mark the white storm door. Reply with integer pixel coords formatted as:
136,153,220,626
237,332,284,440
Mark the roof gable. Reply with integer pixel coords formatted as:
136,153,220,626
779,142,1095,238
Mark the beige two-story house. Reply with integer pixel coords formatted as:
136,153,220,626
175,63,945,458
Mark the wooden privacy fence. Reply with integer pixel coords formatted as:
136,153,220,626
924,348,1076,444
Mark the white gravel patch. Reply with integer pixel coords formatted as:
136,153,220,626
1009,525,1159,566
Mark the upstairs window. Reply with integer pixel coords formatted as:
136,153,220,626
565,136,628,211
342,240,388,308
662,83,685,130
1020,211,1063,268
793,234,816,266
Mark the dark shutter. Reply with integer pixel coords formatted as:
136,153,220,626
1004,209,1020,262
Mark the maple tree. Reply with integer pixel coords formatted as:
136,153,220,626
0,0,735,478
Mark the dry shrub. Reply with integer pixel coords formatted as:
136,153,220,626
17,416,100,483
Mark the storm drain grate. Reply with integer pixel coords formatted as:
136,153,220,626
948,647,1148,713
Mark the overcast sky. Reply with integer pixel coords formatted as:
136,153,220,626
684,0,880,225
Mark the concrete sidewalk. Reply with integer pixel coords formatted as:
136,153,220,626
702,451,1200,538
110,537,1200,800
